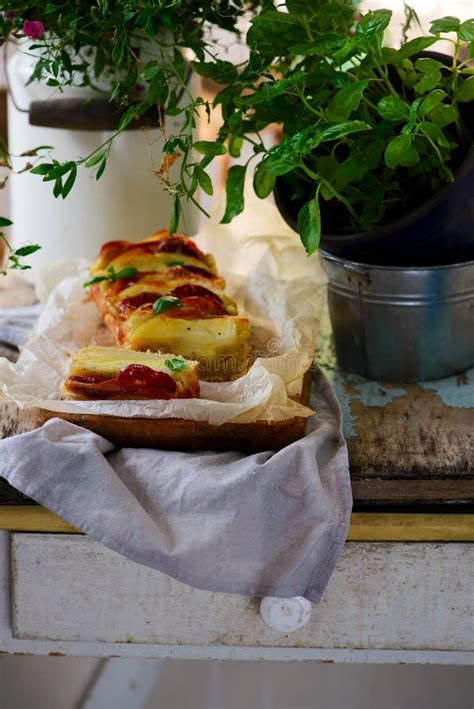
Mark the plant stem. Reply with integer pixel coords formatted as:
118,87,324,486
299,161,359,222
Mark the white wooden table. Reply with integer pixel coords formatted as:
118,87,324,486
0,338,473,687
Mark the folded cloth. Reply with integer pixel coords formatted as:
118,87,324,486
0,368,352,603
0,304,43,347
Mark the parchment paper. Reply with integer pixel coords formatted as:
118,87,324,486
0,193,327,425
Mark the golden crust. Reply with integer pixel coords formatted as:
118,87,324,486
62,346,200,400
85,231,251,383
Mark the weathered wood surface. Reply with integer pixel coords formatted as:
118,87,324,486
11,534,473,651
315,314,474,503
1,308,473,505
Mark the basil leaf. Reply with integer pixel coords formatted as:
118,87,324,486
420,123,451,149
193,141,227,157
229,135,243,158
318,120,372,142
165,357,187,372
414,69,441,95
458,19,474,41
83,275,107,287
221,164,246,224
168,196,181,235
393,36,438,62
253,161,275,199
297,186,321,255
195,165,213,195
428,103,458,127
377,96,409,122
429,16,460,33
0,217,13,227
457,76,474,103
113,267,138,281
384,135,419,169
153,295,181,315
326,81,369,122
356,9,392,40
418,90,447,117
191,60,238,84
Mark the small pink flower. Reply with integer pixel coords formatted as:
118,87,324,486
23,20,44,40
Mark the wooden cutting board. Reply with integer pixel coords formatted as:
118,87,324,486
34,372,312,453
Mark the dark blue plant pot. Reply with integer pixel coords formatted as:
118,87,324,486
274,144,474,267
274,51,474,267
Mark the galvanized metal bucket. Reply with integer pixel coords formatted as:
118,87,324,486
320,252,474,382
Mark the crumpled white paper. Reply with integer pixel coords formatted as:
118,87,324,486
0,191,327,424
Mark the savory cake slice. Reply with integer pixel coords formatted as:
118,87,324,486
62,346,200,400
91,231,217,277
118,306,251,382
95,271,236,320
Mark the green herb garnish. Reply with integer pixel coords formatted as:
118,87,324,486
153,295,181,315
165,357,187,372
166,260,186,267
83,266,138,288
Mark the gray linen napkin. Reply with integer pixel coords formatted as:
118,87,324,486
0,304,43,347
0,369,352,603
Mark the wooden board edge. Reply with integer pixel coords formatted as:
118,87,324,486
1,507,473,541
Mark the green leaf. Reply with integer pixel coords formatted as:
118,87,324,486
229,135,243,158
356,9,392,40
83,275,108,288
147,77,168,107
253,161,275,199
416,58,443,73
457,76,474,103
297,186,321,256
414,70,441,95
408,97,424,123
318,120,372,142
420,122,451,148
153,295,181,315
195,165,213,196
53,177,63,198
61,164,77,199
221,165,247,224
458,19,474,41
0,217,13,227
165,357,187,372
85,148,108,168
30,162,54,175
393,36,438,62
428,103,457,127
377,96,409,122
96,158,107,181
429,16,460,33
118,104,141,131
143,61,162,82
247,11,306,56
384,134,419,169
113,267,138,281
168,197,181,235
14,244,41,257
193,141,227,157
418,90,447,117
326,80,369,122
191,60,238,84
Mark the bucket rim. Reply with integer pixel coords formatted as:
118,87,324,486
319,250,474,273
